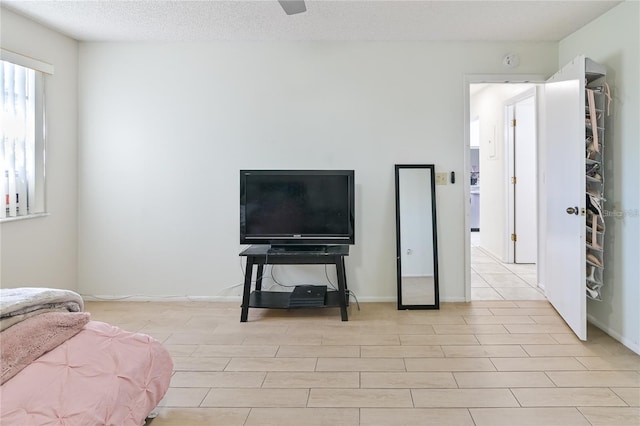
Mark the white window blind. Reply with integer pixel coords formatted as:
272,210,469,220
1,50,51,220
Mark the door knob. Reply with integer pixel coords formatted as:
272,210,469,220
566,206,579,215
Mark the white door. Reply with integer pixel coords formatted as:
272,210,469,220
514,95,537,263
543,56,587,340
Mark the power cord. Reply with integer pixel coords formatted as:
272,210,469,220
267,264,360,311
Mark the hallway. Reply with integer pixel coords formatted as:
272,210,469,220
471,233,545,301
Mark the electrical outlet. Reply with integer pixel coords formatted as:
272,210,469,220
435,172,448,185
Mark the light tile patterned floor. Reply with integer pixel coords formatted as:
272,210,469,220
471,232,544,301
83,300,640,426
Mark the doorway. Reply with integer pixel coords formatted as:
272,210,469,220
467,82,543,301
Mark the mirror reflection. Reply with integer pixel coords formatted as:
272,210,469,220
395,165,439,309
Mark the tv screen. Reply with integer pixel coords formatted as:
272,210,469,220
240,170,355,246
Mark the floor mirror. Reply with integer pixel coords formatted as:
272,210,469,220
395,164,440,309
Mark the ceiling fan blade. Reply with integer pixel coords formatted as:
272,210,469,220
278,0,307,15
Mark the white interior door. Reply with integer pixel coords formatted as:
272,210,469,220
506,103,516,263
543,56,587,340
514,95,537,263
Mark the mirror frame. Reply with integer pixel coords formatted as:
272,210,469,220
395,164,440,310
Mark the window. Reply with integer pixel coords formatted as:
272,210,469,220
1,50,52,221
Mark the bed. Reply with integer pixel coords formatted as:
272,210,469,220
0,288,173,425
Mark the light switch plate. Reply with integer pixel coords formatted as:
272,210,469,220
435,172,448,185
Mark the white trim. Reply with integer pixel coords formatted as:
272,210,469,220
0,212,49,223
358,297,396,302
82,295,241,302
82,294,400,303
0,48,54,75
478,245,504,264
82,295,467,304
588,314,640,355
441,297,468,303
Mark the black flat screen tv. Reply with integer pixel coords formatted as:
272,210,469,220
240,170,355,247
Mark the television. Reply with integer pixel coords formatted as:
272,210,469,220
240,170,355,248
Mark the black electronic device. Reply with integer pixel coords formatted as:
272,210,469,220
240,170,355,248
288,285,328,307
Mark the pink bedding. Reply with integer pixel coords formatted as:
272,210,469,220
0,321,173,425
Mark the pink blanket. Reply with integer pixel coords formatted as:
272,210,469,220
1,311,90,384
1,321,173,425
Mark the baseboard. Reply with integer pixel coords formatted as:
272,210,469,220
82,295,241,302
353,297,468,303
82,294,470,305
83,295,399,303
441,296,468,302
350,296,396,303
587,313,640,355
357,297,467,303
478,245,507,263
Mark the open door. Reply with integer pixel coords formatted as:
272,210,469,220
543,56,587,340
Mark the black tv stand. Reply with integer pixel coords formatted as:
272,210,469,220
239,245,350,322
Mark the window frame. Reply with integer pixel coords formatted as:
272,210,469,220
1,49,54,222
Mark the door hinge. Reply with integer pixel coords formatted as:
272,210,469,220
511,176,517,184
511,233,517,242
511,119,516,127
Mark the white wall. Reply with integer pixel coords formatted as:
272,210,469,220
559,0,640,353
0,9,79,291
77,41,557,301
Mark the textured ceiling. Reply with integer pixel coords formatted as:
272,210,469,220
1,0,622,42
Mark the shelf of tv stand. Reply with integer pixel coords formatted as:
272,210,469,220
239,244,350,322
248,289,350,309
